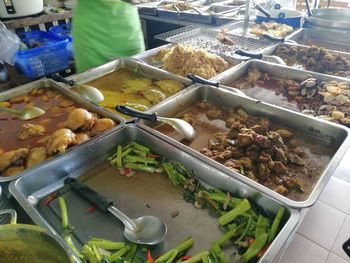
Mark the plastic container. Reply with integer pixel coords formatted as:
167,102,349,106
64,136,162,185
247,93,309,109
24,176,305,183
14,31,70,78
49,23,74,59
48,23,72,39
255,4,302,28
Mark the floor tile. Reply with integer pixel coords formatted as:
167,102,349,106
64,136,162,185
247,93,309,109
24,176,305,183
278,233,329,263
326,253,350,263
334,150,350,183
298,201,346,250
332,215,350,261
320,177,350,213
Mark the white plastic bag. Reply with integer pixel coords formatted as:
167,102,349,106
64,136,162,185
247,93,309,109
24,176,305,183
0,21,20,66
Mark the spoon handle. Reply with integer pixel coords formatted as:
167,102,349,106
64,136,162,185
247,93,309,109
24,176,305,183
116,105,157,122
65,177,138,231
64,177,113,213
0,106,21,116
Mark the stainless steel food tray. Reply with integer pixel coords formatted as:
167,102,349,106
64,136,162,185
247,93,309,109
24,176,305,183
0,79,125,183
288,28,350,53
262,42,350,78
158,26,275,57
138,85,350,208
184,5,239,24
137,2,159,15
212,59,350,87
132,43,244,81
10,124,299,263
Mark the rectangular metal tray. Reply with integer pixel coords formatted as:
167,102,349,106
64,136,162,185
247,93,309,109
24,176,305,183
183,5,238,24
132,43,244,80
264,43,350,78
65,57,193,114
0,79,125,183
138,85,350,208
10,124,299,263
288,28,350,53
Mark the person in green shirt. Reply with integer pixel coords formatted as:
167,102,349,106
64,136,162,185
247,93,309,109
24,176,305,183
72,0,145,73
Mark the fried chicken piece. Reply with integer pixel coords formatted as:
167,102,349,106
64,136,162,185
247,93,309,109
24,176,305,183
26,147,47,168
18,123,46,140
3,166,25,177
47,128,76,156
65,108,95,131
75,133,90,145
90,118,115,136
0,148,29,171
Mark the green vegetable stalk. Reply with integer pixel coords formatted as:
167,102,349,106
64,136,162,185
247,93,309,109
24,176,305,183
125,163,156,173
268,207,285,243
182,251,210,263
82,245,99,263
125,244,138,262
215,225,238,246
108,245,131,262
124,155,158,165
218,199,251,226
210,243,228,263
162,161,187,186
241,233,268,262
130,142,150,153
155,237,194,263
255,215,270,238
87,239,125,250
116,145,123,168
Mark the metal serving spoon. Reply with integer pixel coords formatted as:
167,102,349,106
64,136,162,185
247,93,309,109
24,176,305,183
65,178,167,245
0,105,45,120
116,105,197,141
51,74,104,104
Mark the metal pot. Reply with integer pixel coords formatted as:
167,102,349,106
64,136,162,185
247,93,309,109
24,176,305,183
305,8,350,30
0,209,76,263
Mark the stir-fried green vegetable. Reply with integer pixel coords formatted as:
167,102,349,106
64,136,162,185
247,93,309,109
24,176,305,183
58,141,286,263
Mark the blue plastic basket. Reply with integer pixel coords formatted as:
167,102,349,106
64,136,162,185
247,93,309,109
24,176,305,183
14,31,70,78
48,23,72,39
49,23,74,59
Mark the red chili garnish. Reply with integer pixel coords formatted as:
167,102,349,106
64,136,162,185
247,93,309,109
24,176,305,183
43,193,57,206
257,244,269,258
147,154,160,158
247,237,255,246
147,249,155,263
180,255,192,261
87,206,96,213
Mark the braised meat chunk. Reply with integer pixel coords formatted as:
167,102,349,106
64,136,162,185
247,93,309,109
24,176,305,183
65,108,95,131
46,128,76,156
0,148,29,171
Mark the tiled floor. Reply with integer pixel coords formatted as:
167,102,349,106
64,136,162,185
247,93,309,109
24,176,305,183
277,150,350,263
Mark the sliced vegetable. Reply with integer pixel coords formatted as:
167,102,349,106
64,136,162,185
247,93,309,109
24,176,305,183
255,215,270,238
116,145,123,168
125,163,156,173
108,245,131,262
218,199,251,226
210,243,228,263
87,239,125,250
241,233,268,262
147,249,154,263
182,251,209,263
268,207,285,243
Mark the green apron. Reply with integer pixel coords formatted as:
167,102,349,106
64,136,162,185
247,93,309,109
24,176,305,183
72,0,145,72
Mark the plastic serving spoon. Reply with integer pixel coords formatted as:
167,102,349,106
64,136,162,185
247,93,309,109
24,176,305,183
116,105,197,141
65,178,167,245
0,105,45,120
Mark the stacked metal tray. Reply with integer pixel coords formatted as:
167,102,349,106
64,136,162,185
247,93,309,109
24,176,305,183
138,85,350,208
9,124,299,263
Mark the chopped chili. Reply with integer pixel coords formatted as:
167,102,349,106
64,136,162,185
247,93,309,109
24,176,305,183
180,255,192,261
147,249,155,263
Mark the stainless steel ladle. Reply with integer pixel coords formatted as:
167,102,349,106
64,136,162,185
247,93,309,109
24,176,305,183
65,178,167,246
116,105,197,141
0,105,45,120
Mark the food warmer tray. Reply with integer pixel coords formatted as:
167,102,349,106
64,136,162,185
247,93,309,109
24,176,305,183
9,124,299,263
138,85,350,208
158,26,275,57
217,21,297,39
212,59,350,88
132,43,244,81
287,28,350,53
262,42,350,78
0,79,125,183
67,57,192,87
